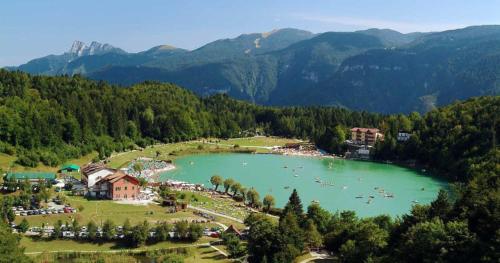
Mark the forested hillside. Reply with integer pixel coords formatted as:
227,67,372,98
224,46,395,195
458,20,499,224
0,70,498,262
0,69,380,168
0,69,497,182
12,26,500,113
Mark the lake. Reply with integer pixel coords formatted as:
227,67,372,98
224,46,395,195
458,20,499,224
160,153,448,217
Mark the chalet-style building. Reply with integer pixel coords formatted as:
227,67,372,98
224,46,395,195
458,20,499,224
350,128,384,146
81,163,116,188
92,171,140,200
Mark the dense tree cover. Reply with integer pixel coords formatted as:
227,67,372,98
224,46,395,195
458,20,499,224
0,69,380,167
0,70,498,262
373,96,499,182
0,221,31,263
242,97,499,262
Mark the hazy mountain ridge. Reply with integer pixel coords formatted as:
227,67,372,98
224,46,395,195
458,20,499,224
8,26,500,113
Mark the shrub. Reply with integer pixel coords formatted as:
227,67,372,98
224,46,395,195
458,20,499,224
16,152,39,167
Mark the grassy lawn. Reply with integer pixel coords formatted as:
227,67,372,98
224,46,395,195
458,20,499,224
15,194,204,227
0,152,98,174
1,136,297,172
21,236,216,253
25,239,230,262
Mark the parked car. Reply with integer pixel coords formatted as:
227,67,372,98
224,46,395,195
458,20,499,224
62,231,75,238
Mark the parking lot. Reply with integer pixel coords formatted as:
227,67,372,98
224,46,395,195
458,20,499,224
12,205,77,216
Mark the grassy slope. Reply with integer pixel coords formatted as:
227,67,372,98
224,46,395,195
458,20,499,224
26,240,230,262
15,195,203,226
0,137,298,172
8,137,296,257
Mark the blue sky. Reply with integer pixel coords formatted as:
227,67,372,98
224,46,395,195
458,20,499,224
1,0,500,66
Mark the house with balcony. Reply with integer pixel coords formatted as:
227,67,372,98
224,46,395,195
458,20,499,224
350,127,384,146
92,171,140,200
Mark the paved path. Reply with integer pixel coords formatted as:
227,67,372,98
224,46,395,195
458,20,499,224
188,205,244,223
210,245,228,257
298,251,335,263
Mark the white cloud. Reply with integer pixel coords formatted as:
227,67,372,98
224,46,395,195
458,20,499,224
291,13,467,33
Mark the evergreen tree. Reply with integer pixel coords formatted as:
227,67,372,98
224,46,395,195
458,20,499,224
282,189,303,221
429,189,451,220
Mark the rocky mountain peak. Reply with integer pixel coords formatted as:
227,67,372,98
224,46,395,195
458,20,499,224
69,40,87,56
68,40,124,56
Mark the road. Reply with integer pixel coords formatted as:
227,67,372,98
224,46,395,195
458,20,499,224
298,251,335,263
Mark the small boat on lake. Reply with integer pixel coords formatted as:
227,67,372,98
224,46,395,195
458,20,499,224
369,195,375,198
356,195,364,199
284,186,290,189
384,193,394,198
412,200,419,204
294,174,299,177
312,200,320,204
342,186,348,190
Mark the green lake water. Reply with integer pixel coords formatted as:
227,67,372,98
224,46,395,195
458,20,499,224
160,153,448,217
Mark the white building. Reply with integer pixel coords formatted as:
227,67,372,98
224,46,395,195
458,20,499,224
397,132,411,142
81,164,116,197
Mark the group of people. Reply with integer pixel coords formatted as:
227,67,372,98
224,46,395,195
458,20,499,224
126,158,175,183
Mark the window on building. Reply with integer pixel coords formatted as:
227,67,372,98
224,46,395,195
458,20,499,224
132,186,135,190
124,186,127,190
115,187,121,191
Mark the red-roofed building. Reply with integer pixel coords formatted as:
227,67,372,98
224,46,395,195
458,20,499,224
350,127,383,146
92,171,141,200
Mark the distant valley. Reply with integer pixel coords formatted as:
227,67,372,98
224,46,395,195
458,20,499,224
8,26,500,113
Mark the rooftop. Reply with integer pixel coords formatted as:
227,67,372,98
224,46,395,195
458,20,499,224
60,164,80,171
351,127,380,133
6,172,56,180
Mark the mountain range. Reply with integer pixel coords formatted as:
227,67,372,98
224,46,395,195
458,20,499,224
8,26,500,113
